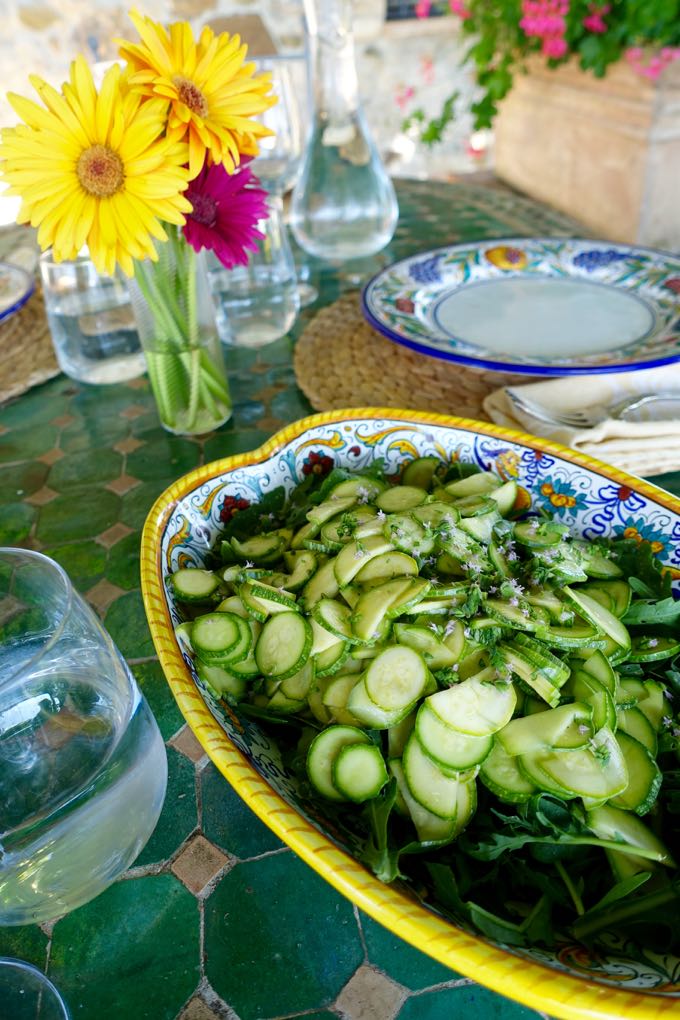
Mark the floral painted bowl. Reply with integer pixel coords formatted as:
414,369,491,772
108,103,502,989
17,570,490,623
140,409,680,1020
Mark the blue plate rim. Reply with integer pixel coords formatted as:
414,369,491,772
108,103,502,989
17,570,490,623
361,236,680,376
0,261,34,325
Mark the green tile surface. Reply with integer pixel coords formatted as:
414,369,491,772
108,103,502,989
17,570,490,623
48,875,199,1020
205,852,363,1018
1,179,674,1020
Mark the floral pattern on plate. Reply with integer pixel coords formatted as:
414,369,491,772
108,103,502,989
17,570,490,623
361,238,680,374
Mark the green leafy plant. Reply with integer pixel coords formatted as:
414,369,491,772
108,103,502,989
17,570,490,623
417,1,680,131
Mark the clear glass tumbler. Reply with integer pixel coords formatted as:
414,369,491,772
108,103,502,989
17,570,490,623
39,251,146,385
0,548,167,926
207,197,300,348
0,958,69,1019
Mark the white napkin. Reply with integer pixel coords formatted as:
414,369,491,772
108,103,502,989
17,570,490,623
483,364,680,477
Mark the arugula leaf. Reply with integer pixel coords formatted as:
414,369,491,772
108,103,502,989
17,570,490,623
623,596,680,627
581,873,652,917
220,486,286,540
610,538,672,600
359,779,402,883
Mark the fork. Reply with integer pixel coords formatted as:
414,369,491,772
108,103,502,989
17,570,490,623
505,390,680,429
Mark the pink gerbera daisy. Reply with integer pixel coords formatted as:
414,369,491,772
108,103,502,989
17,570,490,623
182,162,269,269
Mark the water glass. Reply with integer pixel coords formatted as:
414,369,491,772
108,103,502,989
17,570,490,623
0,959,69,1019
208,198,300,348
0,548,167,926
39,251,146,385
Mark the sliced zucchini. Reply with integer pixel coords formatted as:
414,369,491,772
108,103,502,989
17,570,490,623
364,645,431,713
192,612,251,664
609,731,662,816
334,535,394,587
402,732,463,819
255,611,312,681
306,725,371,801
562,586,631,653
389,759,458,843
523,727,628,801
401,456,442,490
416,703,493,770
480,741,537,803
332,743,388,802
169,567,220,603
375,485,428,513
427,670,516,736
355,550,419,582
496,702,593,756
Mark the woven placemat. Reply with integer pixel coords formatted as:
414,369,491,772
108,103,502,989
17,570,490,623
294,293,534,419
0,288,59,404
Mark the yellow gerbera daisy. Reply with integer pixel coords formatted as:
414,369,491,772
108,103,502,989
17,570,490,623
118,10,275,179
0,57,192,276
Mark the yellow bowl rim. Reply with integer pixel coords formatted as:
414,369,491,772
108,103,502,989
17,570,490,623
140,407,680,1020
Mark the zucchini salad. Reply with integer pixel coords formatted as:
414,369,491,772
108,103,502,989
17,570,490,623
170,456,680,952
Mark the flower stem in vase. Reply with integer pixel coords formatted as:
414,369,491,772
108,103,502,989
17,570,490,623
131,229,232,436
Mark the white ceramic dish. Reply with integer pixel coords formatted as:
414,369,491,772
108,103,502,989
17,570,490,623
361,239,680,375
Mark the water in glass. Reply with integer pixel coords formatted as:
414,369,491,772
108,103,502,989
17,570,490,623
40,252,146,385
0,549,167,925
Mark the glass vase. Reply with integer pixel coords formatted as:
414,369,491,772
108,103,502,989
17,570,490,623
290,0,399,261
129,230,232,436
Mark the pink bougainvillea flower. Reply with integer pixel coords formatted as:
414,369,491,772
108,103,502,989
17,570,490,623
583,3,609,33
542,34,568,58
182,161,268,269
448,0,471,18
415,0,432,18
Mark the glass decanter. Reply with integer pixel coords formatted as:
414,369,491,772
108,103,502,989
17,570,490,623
290,0,398,261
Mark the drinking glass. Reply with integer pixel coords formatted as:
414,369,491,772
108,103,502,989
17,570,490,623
208,51,317,336
207,197,299,348
40,251,146,385
0,548,167,926
0,958,69,1019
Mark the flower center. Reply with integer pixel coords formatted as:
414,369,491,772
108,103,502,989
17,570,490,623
76,145,124,198
173,76,208,118
187,189,218,227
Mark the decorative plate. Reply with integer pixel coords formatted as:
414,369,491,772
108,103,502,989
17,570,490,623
141,409,680,1020
0,261,34,324
361,239,680,375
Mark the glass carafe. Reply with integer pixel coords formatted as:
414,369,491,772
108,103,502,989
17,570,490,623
290,0,398,261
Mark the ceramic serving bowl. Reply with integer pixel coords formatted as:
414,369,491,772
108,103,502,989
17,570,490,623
140,409,680,1020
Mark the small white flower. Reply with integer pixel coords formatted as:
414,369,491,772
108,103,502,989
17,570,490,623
445,620,458,636
664,687,674,700
674,728,680,738
578,724,590,735
353,549,365,560
357,486,371,504
663,715,673,728
452,663,460,672
509,597,519,607
428,621,439,633
521,607,530,617
376,509,386,521
372,630,382,639
507,551,519,562
244,560,255,568
559,611,572,623
488,585,498,595
464,627,472,638
647,638,659,648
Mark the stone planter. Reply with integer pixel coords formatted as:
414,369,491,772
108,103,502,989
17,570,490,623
494,57,680,250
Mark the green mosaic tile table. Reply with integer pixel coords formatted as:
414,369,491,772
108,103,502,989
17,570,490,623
2,178,679,1020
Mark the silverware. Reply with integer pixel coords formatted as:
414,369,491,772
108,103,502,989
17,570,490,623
505,390,680,429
